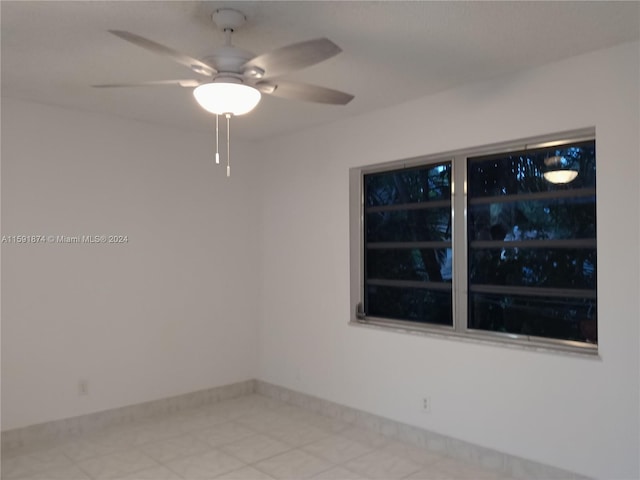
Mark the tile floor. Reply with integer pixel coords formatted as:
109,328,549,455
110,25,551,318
2,394,515,480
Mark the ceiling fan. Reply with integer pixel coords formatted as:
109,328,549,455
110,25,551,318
94,8,354,108
95,8,353,176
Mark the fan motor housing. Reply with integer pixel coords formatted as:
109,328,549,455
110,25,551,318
203,46,255,75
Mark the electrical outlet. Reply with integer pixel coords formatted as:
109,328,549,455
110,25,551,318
422,396,431,413
78,379,89,396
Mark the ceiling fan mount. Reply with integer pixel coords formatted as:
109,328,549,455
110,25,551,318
211,8,247,33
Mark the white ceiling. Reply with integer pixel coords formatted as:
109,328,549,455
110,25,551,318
2,1,638,140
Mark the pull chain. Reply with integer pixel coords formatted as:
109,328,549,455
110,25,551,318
226,113,231,177
215,114,220,164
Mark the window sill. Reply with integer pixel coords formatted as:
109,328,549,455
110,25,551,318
349,318,600,359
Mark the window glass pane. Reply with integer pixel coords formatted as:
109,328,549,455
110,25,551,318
364,162,452,326
469,293,596,344
366,208,451,242
468,197,596,242
367,248,452,282
468,140,595,198
366,285,452,326
467,138,597,345
365,163,451,207
469,248,596,289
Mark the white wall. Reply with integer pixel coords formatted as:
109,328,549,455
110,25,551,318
256,41,640,480
1,99,260,430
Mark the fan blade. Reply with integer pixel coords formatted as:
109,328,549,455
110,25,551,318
257,80,354,105
93,79,201,88
109,30,216,77
244,38,341,79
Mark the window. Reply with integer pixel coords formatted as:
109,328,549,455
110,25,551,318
363,163,453,326
350,130,597,353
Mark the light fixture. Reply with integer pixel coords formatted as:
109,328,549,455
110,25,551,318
543,155,578,184
193,81,261,116
193,79,261,177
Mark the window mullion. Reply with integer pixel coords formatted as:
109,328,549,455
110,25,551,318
452,155,468,334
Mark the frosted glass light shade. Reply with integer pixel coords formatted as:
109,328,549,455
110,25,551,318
193,82,261,115
543,169,578,184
